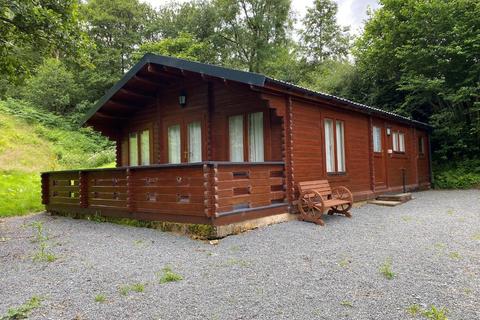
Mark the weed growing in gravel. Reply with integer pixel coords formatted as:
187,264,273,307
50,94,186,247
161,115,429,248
406,304,421,316
339,258,351,268
30,221,56,263
433,243,446,250
1,296,42,320
446,209,454,216
94,294,106,303
119,283,146,295
340,300,353,307
379,258,395,280
158,267,183,284
472,233,480,241
422,305,448,320
402,216,413,222
225,258,249,267
448,251,461,260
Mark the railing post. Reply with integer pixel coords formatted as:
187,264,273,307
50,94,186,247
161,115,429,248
126,168,134,212
79,171,88,208
41,173,49,205
205,163,219,217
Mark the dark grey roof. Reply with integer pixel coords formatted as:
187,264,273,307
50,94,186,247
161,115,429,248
83,53,431,130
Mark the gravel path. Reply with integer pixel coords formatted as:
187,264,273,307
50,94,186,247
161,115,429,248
1,190,479,320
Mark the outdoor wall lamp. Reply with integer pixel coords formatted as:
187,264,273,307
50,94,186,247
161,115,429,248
179,90,187,107
386,127,391,136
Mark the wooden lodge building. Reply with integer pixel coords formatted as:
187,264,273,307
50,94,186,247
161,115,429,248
41,54,432,228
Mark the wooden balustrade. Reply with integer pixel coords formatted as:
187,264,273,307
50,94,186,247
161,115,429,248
42,162,286,222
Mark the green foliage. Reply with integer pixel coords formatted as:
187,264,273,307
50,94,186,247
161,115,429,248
406,304,421,316
300,0,351,63
133,33,214,63
21,59,80,115
119,283,145,295
158,267,183,284
379,258,395,280
0,171,43,217
354,0,480,161
422,305,448,320
30,221,57,263
94,294,107,303
433,159,480,189
1,296,42,320
0,1,89,87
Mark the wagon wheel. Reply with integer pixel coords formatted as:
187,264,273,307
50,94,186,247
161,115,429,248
298,191,324,224
331,186,353,217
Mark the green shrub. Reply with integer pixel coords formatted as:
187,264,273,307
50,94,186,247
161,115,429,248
433,159,480,189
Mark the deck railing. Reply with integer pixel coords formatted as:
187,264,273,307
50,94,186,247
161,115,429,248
41,162,286,221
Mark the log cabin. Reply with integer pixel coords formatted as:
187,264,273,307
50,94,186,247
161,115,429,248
41,54,432,228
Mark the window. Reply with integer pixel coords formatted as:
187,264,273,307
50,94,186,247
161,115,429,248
229,112,264,162
373,126,382,153
128,129,151,166
324,119,346,173
248,112,264,162
229,115,244,162
168,124,181,164
418,136,425,155
392,131,405,152
187,121,202,162
129,133,138,166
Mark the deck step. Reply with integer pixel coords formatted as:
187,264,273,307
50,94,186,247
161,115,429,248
368,200,403,207
376,192,412,203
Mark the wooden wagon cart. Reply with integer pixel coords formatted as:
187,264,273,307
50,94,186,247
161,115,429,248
297,180,353,226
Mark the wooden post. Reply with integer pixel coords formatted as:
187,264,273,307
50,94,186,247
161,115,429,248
41,173,49,205
79,171,89,208
284,95,295,209
368,116,376,194
126,168,134,212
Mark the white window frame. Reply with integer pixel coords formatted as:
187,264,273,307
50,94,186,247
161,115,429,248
373,126,382,153
392,131,405,153
324,118,346,174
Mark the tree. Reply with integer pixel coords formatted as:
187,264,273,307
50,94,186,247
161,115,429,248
215,0,293,72
354,0,480,160
0,0,88,86
300,0,351,63
21,58,80,115
132,32,214,63
80,0,158,77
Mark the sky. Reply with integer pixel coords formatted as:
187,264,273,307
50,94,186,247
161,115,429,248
142,0,381,35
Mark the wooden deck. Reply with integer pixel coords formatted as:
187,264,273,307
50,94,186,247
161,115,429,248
41,162,287,225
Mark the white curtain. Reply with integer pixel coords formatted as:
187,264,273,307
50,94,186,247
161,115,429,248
248,112,264,162
129,133,138,166
399,133,405,152
392,132,399,151
188,121,202,162
140,130,150,165
168,125,181,164
373,126,382,152
336,121,345,172
324,119,335,172
229,115,244,162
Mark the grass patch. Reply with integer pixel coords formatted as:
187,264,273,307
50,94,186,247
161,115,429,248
339,257,351,268
30,221,56,263
422,305,448,320
225,258,249,267
448,251,461,260
158,267,183,284
94,294,106,303
0,171,43,217
406,304,422,316
379,258,395,280
402,216,413,222
1,296,42,320
340,300,353,307
472,233,480,241
119,283,146,295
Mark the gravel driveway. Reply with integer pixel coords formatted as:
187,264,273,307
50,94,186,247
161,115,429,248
1,190,479,320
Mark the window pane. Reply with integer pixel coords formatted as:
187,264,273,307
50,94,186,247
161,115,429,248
168,124,181,164
140,130,150,165
399,133,405,152
229,115,244,162
129,133,138,166
373,126,382,152
188,121,202,162
324,119,335,173
336,121,346,172
392,132,399,151
248,112,264,162
418,137,424,154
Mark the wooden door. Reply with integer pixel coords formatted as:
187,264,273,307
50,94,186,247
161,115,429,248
163,115,205,163
372,123,387,189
